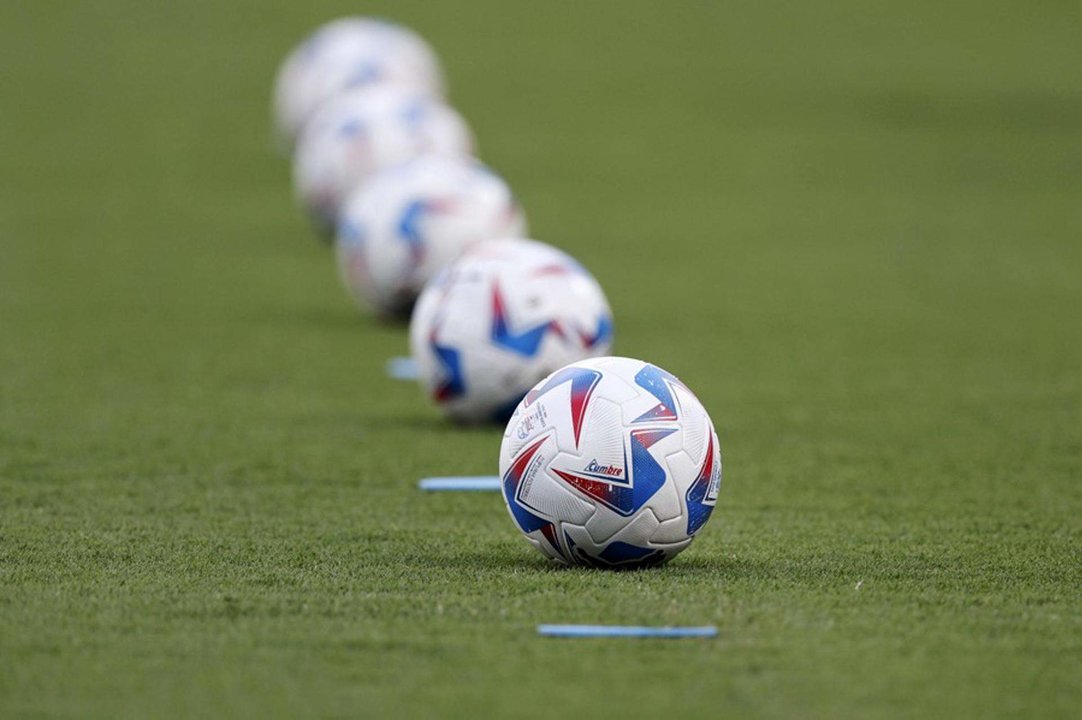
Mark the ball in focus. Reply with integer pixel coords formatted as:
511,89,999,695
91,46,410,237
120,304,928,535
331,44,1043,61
292,85,474,236
336,155,527,317
410,238,613,423
273,17,445,150
499,356,722,568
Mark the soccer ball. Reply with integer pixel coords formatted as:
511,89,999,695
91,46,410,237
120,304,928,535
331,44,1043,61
499,356,722,568
293,85,474,236
336,155,527,317
273,17,444,150
410,238,613,423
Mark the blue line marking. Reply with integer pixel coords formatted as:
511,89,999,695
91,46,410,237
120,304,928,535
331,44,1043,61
386,356,418,381
418,477,502,492
537,625,718,638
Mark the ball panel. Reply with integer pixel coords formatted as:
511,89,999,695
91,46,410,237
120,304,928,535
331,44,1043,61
576,396,626,476
517,462,595,529
673,384,708,465
606,506,660,548
502,396,557,461
685,429,722,536
646,449,687,523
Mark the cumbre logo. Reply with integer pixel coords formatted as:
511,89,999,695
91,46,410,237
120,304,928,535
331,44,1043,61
584,459,623,478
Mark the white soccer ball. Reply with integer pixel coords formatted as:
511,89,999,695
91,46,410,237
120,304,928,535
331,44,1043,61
273,17,445,150
336,156,527,316
292,85,474,236
410,238,613,423
499,356,722,568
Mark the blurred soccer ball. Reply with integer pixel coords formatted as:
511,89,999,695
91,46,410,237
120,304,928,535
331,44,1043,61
410,238,613,423
499,356,722,568
292,85,474,236
273,17,444,150
336,155,527,316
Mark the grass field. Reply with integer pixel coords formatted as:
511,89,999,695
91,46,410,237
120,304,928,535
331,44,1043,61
2,1,1081,717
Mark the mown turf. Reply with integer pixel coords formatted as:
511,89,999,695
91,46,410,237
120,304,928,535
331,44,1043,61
2,1,1080,717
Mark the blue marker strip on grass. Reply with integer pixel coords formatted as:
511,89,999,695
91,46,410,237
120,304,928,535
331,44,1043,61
537,625,717,639
418,476,502,492
386,356,418,381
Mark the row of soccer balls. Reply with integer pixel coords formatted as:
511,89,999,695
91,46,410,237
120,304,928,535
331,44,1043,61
272,18,723,568
272,17,608,422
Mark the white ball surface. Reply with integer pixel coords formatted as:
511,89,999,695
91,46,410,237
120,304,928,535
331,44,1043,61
273,17,445,150
499,356,723,568
336,156,527,316
292,85,474,236
409,238,613,423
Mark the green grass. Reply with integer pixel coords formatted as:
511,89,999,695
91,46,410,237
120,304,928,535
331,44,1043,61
2,0,1081,717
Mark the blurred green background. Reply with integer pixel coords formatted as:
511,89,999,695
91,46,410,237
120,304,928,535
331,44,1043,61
1,1,1080,717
